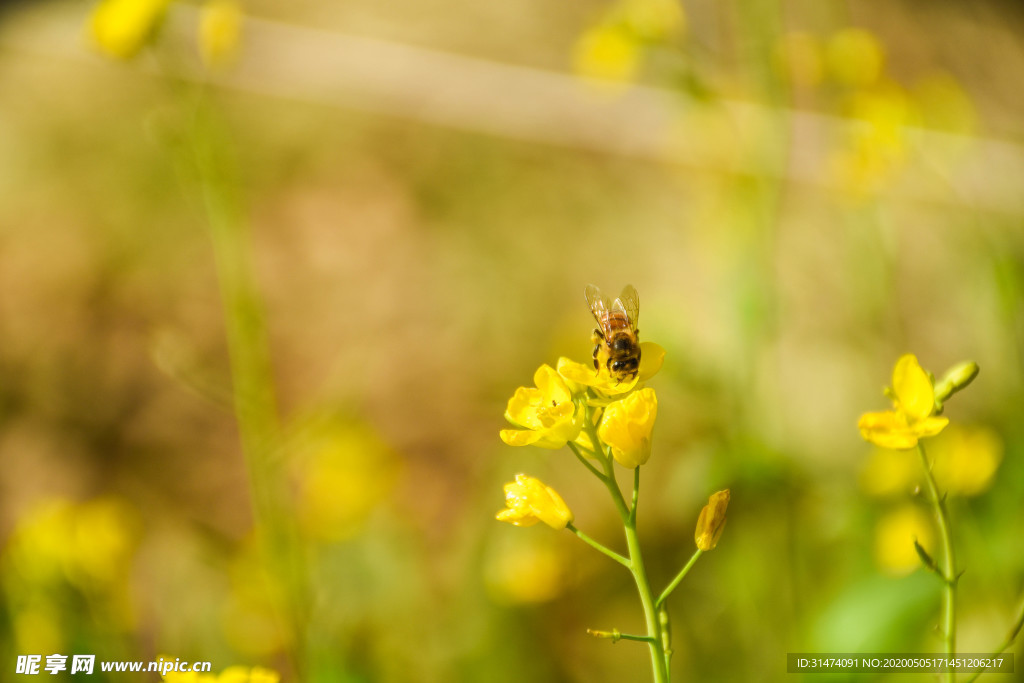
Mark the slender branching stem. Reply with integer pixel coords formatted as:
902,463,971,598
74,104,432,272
656,549,703,609
567,523,630,568
918,442,957,681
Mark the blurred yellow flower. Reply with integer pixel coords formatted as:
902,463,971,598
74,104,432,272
484,535,567,604
295,423,398,542
930,425,1003,497
573,24,641,83
774,32,824,88
695,489,730,551
500,364,585,449
5,496,140,590
89,0,170,60
556,341,665,399
598,387,658,468
496,474,574,529
831,83,915,197
199,0,243,68
861,425,1001,499
858,354,948,450
874,504,934,575
826,28,884,88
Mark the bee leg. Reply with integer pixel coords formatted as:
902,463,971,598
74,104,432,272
591,329,604,370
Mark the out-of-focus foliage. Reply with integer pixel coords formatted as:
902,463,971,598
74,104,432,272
2,0,1024,681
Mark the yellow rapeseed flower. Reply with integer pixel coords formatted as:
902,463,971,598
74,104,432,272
500,364,585,449
597,387,657,468
858,354,948,450
90,0,170,60
874,504,934,575
695,489,730,551
557,341,665,400
496,474,574,530
199,0,243,68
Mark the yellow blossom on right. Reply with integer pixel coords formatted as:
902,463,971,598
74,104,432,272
857,354,949,450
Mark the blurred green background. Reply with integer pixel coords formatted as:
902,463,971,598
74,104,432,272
1,0,1023,681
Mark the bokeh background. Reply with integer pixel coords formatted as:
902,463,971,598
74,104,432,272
1,0,1023,681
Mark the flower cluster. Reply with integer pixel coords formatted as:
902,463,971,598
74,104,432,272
89,0,243,67
492,287,730,683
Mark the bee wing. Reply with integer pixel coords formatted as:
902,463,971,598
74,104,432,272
612,284,640,330
585,284,611,328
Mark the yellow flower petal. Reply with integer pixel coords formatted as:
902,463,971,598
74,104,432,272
598,388,657,468
858,410,918,450
892,354,935,421
637,342,665,381
910,415,949,440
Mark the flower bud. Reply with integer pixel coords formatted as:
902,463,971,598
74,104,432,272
933,361,979,406
694,490,730,551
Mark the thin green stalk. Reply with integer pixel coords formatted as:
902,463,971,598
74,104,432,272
622,505,669,683
581,402,666,682
656,549,703,609
587,628,656,643
186,97,308,675
918,442,957,680
567,523,630,568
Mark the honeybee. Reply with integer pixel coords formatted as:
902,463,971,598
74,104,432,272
585,284,641,383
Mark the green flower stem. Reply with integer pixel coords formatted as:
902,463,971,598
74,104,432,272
918,442,957,679
567,523,630,568
656,549,703,609
568,441,608,483
961,597,1024,683
581,402,667,682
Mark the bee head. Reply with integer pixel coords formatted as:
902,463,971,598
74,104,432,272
611,358,639,374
